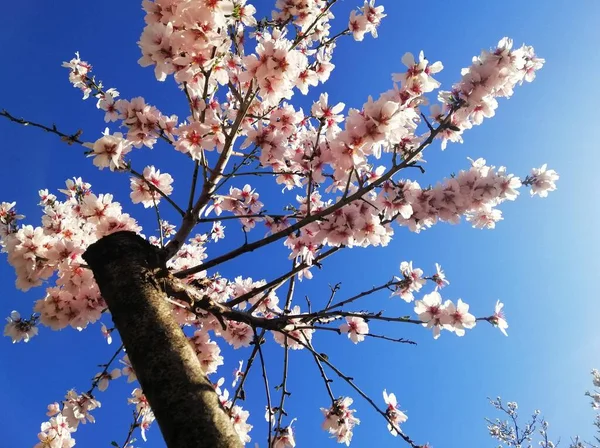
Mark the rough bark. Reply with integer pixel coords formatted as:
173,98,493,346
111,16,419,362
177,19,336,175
83,231,242,448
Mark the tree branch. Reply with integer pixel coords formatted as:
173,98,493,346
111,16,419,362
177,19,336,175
174,117,451,278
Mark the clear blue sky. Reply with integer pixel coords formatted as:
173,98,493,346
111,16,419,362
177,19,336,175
1,1,599,447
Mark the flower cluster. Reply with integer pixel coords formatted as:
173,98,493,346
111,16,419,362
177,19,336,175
210,184,264,230
213,378,253,443
188,327,224,374
2,179,139,329
414,291,477,339
62,52,94,99
85,128,132,171
35,413,76,448
64,55,178,154
36,389,103,447
321,397,360,445
272,421,297,448
3,310,38,343
434,38,545,149
128,388,155,441
349,1,387,41
391,261,426,302
130,165,174,208
523,164,559,198
0,201,24,243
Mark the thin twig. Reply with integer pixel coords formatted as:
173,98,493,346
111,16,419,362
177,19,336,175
225,247,340,308
87,344,124,396
326,279,399,311
307,341,335,403
0,110,185,216
281,331,422,448
119,409,142,448
229,329,266,410
255,329,274,446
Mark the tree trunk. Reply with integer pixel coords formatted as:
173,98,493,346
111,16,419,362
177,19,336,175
83,231,242,448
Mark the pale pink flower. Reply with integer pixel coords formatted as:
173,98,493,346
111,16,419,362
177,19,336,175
211,221,226,242
140,411,156,441
62,390,101,428
100,323,112,344
443,299,476,336
94,368,121,392
4,311,38,343
339,316,369,343
86,128,132,171
232,360,244,387
46,402,61,417
96,88,121,122
120,355,137,383
490,300,509,336
414,291,449,339
349,10,369,41
383,390,408,436
432,263,449,290
394,51,443,93
321,397,360,445
130,166,174,208
466,206,503,229
230,405,253,444
272,306,314,350
391,261,425,302
528,164,559,198
273,420,297,448
175,121,212,159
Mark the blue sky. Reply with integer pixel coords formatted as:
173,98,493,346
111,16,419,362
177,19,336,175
1,1,599,447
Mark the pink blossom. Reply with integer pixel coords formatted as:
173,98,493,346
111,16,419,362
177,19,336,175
86,128,132,171
432,263,449,290
175,121,212,159
339,316,369,343
120,355,137,383
443,299,476,336
321,397,360,445
391,261,426,302
527,164,559,198
414,291,450,339
100,323,112,345
273,420,297,448
272,306,314,350
383,390,408,436
130,165,174,208
230,404,253,444
211,221,226,242
232,360,244,387
96,88,121,122
46,402,61,417
3,310,38,343
94,368,122,392
490,300,509,336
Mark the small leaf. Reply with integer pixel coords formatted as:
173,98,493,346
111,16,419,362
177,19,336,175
111,442,119,447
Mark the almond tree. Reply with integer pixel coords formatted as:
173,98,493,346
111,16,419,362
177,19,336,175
0,1,558,447
486,369,600,448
